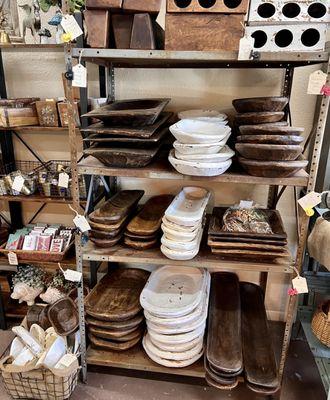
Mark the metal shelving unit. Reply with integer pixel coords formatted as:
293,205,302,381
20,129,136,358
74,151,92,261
65,43,330,394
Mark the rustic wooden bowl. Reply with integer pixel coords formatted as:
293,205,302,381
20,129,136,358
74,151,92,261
237,135,304,145
232,96,288,113
235,143,303,161
234,112,285,126
239,124,304,136
238,156,308,178
47,297,79,336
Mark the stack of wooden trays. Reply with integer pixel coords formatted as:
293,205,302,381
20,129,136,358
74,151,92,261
208,207,290,261
85,268,149,351
124,195,174,250
160,187,210,260
82,99,172,168
140,266,210,368
233,96,308,178
88,190,144,248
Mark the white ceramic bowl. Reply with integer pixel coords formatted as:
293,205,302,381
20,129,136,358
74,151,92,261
173,133,230,155
149,333,204,352
174,145,234,163
169,149,232,177
178,109,227,122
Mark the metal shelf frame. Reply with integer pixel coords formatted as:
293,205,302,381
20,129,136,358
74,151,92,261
66,37,330,393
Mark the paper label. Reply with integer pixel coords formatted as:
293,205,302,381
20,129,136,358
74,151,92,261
63,269,82,282
298,191,322,211
58,172,69,189
73,215,91,232
61,15,83,40
59,354,76,367
12,176,24,193
8,251,18,266
239,200,253,209
307,70,327,95
238,37,254,61
72,64,87,88
292,276,308,294
156,0,166,30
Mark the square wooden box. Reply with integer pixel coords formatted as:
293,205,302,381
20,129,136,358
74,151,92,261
35,100,59,127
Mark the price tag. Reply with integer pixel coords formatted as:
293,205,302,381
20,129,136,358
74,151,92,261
298,191,322,213
292,276,308,294
58,172,69,188
12,176,24,193
72,64,87,88
239,200,253,209
59,354,77,367
61,14,83,40
62,268,82,282
156,0,166,30
238,37,254,61
307,70,327,95
73,214,91,232
8,251,18,266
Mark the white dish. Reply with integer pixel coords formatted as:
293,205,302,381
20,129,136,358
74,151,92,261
161,230,201,251
10,337,25,359
169,150,232,177
161,223,200,242
170,120,231,144
54,353,77,369
164,187,210,227
161,243,200,260
147,313,207,334
42,336,66,369
162,216,201,233
12,347,35,366
12,326,43,357
148,322,206,344
140,266,207,317
149,333,204,352
173,133,230,155
174,145,234,163
30,324,45,348
178,109,227,121
143,333,204,361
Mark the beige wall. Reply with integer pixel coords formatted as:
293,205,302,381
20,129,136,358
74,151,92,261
0,49,320,320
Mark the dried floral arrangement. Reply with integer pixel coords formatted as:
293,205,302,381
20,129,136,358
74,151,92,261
12,264,47,289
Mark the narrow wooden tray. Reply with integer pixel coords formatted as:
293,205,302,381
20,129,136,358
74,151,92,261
240,282,279,389
89,332,142,351
211,247,291,260
86,314,143,330
89,325,143,341
207,240,287,252
208,235,287,246
85,268,149,321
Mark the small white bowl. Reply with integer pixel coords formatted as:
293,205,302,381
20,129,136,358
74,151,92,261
173,133,230,155
42,336,66,369
175,145,234,163
10,337,25,359
178,109,227,121
12,347,35,366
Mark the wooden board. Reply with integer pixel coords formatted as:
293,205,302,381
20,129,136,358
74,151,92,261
123,0,161,13
84,10,110,49
86,0,122,9
240,282,279,388
167,0,249,14
112,14,134,49
85,268,149,321
206,272,242,374
35,100,59,127
165,14,244,51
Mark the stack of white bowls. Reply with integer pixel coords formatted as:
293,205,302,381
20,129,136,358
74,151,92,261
168,110,234,176
140,266,210,368
160,186,210,261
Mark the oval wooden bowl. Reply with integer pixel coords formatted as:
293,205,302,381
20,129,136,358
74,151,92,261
239,124,304,136
238,156,308,178
232,96,288,113
237,135,304,145
235,143,303,161
234,112,285,126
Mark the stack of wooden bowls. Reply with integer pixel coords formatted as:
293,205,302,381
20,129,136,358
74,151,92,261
140,266,210,368
82,98,172,168
168,110,234,176
233,96,308,178
124,195,174,250
88,190,144,248
85,268,149,351
160,187,210,260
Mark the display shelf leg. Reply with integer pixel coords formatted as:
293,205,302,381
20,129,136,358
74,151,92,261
0,283,7,330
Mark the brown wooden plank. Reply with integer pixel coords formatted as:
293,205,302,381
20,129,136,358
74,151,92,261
112,14,134,49
84,10,110,48
123,0,161,13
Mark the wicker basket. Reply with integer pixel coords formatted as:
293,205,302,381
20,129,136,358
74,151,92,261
311,300,330,348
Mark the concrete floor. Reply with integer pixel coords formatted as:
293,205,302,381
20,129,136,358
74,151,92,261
0,330,326,400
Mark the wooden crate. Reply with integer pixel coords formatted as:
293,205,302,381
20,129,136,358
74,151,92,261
167,0,249,14
84,10,110,48
165,14,244,51
0,106,39,127
35,100,59,127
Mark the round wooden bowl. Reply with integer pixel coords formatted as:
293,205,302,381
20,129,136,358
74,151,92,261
235,143,303,161
232,96,288,113
238,156,308,178
239,124,304,136
237,135,304,145
234,112,285,126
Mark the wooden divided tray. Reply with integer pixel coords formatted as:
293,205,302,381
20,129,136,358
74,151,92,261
206,272,242,375
85,268,149,321
240,282,279,389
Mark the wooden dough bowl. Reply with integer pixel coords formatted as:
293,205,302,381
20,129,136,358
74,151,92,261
236,135,303,145
235,143,303,161
239,124,304,136
234,112,284,126
232,97,288,113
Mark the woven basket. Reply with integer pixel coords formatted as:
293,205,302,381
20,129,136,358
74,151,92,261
311,300,330,348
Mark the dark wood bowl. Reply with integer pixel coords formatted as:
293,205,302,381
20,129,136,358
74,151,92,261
235,143,303,161
48,297,79,336
234,112,285,126
238,156,308,178
237,135,304,145
232,96,288,113
239,125,304,136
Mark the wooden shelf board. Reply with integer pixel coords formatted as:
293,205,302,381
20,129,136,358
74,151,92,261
0,126,78,133
0,44,65,50
0,194,83,204
0,254,76,268
82,240,292,273
78,156,309,187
